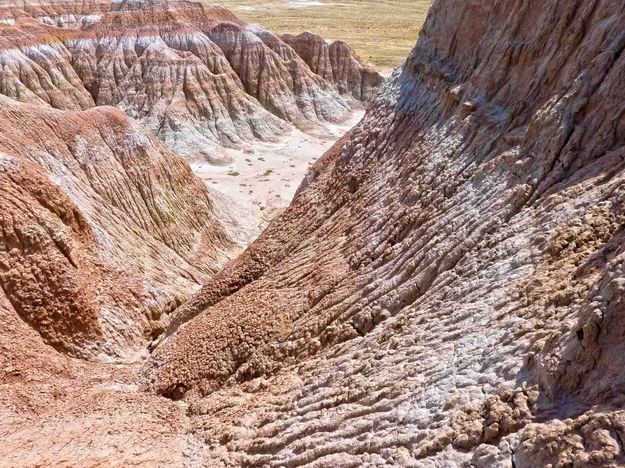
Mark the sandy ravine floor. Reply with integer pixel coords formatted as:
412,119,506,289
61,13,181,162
193,109,366,246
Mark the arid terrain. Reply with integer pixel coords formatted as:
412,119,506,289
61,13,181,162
214,0,431,68
0,0,382,236
195,110,365,241
3,0,625,467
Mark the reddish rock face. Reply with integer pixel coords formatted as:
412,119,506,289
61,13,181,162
0,0,381,357
281,31,384,101
0,1,383,463
6,0,625,466
0,0,381,353
0,0,111,28
0,95,234,359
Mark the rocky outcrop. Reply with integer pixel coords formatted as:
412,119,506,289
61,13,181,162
0,0,383,162
0,95,233,358
208,22,350,126
144,0,625,465
281,31,383,101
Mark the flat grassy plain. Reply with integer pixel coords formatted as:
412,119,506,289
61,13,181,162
213,0,432,69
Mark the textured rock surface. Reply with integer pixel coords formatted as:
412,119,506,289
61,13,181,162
0,0,110,27
0,0,382,162
5,0,625,466
281,31,384,101
0,95,233,358
145,0,625,465
0,292,190,466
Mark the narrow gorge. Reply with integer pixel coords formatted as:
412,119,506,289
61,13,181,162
2,0,625,467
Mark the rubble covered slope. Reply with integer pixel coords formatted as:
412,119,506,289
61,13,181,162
146,0,625,466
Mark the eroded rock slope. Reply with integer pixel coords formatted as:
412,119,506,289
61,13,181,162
0,0,381,362
145,0,625,465
0,0,382,162
281,31,383,101
0,0,383,464
0,95,233,359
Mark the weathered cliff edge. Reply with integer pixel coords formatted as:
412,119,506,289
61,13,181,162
146,0,625,465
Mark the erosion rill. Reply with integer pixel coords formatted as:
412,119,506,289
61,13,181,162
0,0,380,355
3,0,625,466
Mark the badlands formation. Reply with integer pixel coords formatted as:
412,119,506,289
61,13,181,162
0,0,380,158
3,0,625,467
0,0,382,233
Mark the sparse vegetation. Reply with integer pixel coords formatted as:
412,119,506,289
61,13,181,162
213,0,431,68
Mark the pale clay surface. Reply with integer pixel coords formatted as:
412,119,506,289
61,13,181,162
194,110,365,242
3,0,625,467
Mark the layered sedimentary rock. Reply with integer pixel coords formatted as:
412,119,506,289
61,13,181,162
6,0,625,466
144,0,625,465
281,31,384,101
0,0,382,162
0,95,233,359
0,0,110,27
0,0,382,464
0,0,381,357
